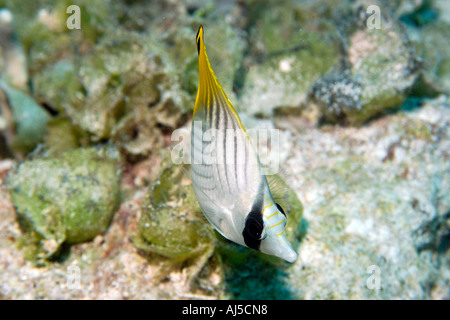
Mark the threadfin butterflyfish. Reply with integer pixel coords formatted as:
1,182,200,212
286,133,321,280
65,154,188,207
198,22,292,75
190,25,297,263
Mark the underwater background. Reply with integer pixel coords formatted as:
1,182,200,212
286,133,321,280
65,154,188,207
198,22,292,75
0,0,448,299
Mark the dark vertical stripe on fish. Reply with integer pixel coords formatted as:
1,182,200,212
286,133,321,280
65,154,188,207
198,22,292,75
242,194,264,250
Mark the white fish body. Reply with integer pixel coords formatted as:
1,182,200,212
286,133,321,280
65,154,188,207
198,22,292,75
190,26,297,263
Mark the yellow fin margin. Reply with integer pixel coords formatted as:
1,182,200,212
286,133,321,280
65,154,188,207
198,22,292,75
193,25,246,132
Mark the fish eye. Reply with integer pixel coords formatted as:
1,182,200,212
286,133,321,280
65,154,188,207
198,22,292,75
248,217,263,239
242,211,266,249
276,203,286,217
244,214,264,240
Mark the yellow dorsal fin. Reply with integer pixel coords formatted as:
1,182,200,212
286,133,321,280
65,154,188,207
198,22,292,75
193,25,246,131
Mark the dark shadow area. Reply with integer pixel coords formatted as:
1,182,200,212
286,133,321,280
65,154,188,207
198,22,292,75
219,217,309,300
48,242,72,264
222,252,293,299
296,218,309,248
414,210,450,267
400,0,438,27
398,97,425,113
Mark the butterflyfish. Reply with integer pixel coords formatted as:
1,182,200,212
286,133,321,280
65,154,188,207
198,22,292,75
190,25,297,263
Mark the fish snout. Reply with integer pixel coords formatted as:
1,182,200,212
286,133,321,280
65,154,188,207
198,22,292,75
260,233,298,263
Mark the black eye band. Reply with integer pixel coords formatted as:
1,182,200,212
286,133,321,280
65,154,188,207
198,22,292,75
242,210,264,250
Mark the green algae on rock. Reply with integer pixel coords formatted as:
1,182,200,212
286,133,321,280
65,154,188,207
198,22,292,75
32,29,191,160
239,1,341,117
44,117,90,155
32,59,85,116
134,161,216,281
407,22,450,95
309,7,420,125
6,145,121,263
399,0,450,95
1,0,119,75
3,1,247,162
348,27,419,123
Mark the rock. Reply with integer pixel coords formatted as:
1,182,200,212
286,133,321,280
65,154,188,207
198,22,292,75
134,156,218,287
0,81,51,155
32,59,84,116
238,1,341,117
349,20,417,119
0,8,28,89
32,30,189,159
44,117,89,155
309,5,420,125
5,1,247,161
135,161,215,263
309,69,364,124
405,21,450,95
6,145,121,264
3,0,119,75
284,96,449,299
73,32,157,140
